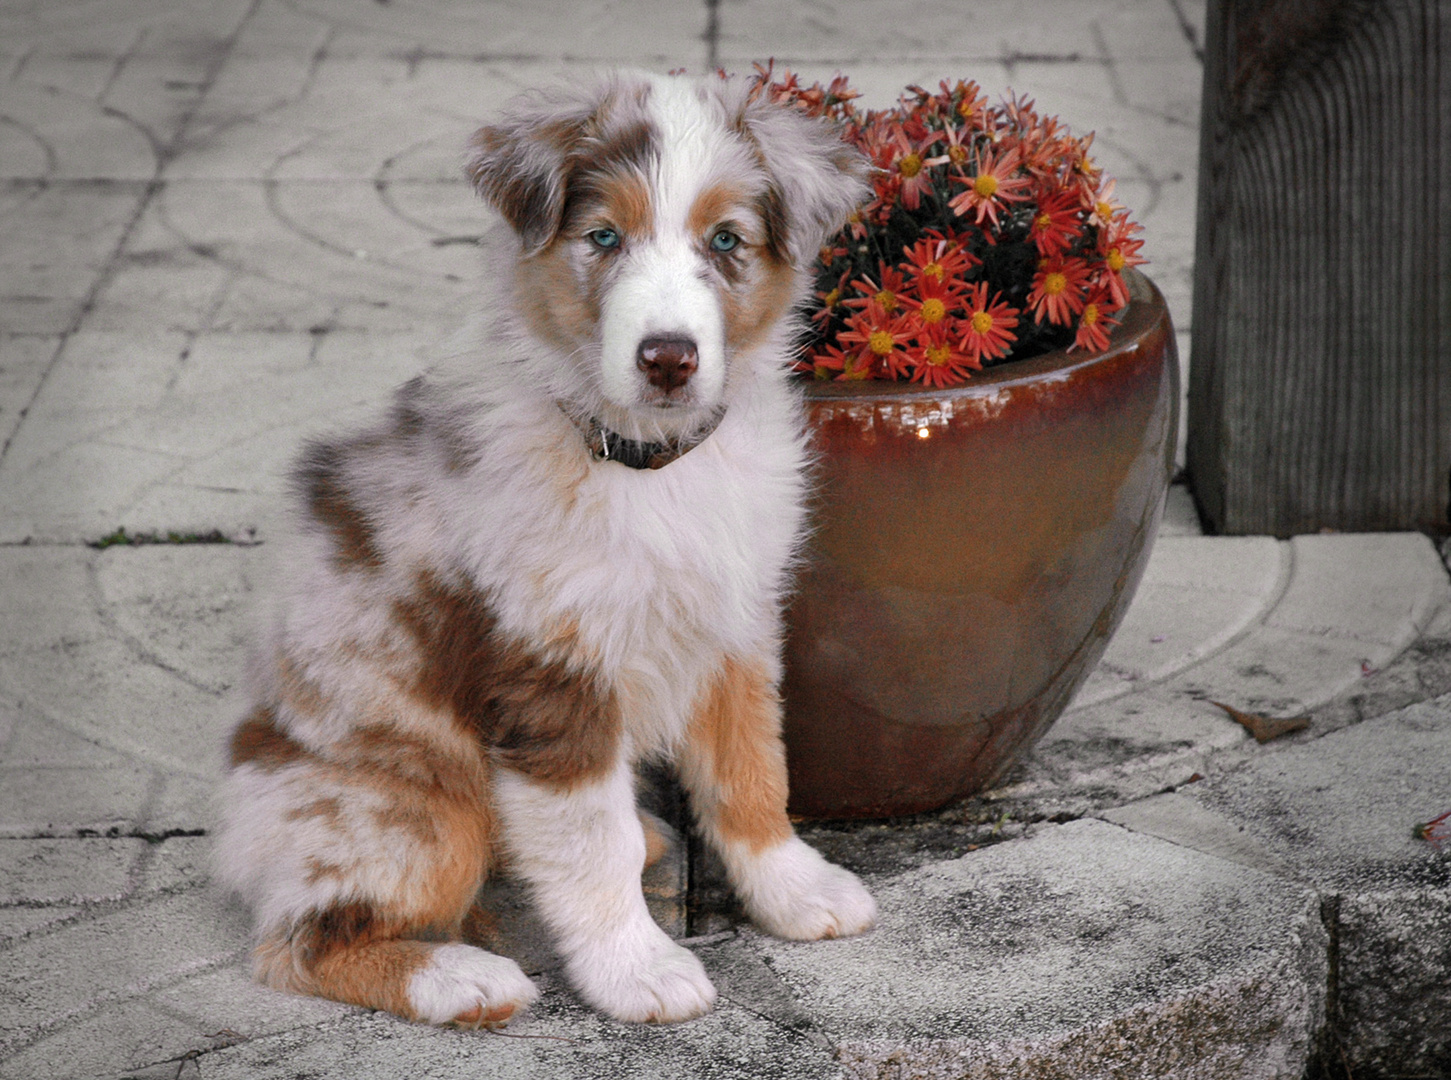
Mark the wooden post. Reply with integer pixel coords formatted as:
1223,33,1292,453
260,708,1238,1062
1187,0,1451,535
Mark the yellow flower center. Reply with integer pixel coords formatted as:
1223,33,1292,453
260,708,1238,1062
1107,248,1126,272
973,173,999,199
875,289,898,312
868,330,895,356
898,153,923,178
922,260,944,282
1035,212,1053,232
1083,303,1100,325
947,144,968,166
1095,200,1113,220
925,342,952,366
971,310,995,334
1043,271,1068,296
920,298,946,324
823,288,840,308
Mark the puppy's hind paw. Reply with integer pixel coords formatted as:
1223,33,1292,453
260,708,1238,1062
408,943,540,1028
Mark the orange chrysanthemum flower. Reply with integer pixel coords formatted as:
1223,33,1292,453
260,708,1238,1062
960,282,1020,366
907,325,982,387
844,263,909,315
1028,188,1082,258
1028,257,1091,325
900,234,977,290
836,301,915,379
948,146,1031,227
1070,286,1121,353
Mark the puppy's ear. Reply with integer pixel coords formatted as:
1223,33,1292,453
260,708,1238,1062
737,96,871,267
466,87,600,255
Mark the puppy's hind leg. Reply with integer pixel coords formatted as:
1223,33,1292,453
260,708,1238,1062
219,713,538,1027
254,900,538,1028
494,754,717,1023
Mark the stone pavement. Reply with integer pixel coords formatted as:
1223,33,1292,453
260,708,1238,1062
2,2,1448,1078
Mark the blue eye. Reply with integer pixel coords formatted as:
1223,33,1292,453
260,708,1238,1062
588,228,621,250
710,229,741,253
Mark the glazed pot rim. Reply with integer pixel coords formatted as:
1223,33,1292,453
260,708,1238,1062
799,268,1160,403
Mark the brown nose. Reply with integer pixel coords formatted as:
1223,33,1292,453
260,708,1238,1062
636,337,698,392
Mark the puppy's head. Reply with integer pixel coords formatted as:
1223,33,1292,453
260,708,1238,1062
467,72,868,433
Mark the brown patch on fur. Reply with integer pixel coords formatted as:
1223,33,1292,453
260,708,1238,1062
277,655,328,719
285,796,343,824
470,91,658,255
467,117,578,252
679,656,793,853
509,113,661,351
591,170,654,242
303,857,347,886
460,902,503,949
756,184,792,265
638,810,671,869
513,245,601,354
587,117,656,178
686,181,749,240
294,439,382,572
393,375,478,475
392,571,621,788
255,901,437,1021
328,725,495,891
722,255,798,356
229,705,308,771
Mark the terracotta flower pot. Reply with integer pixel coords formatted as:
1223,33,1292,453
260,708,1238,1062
782,269,1179,818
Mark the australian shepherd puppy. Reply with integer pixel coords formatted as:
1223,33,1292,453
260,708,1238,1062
214,70,876,1027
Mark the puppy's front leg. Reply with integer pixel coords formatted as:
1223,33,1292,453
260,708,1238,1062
494,755,717,1022
679,657,877,941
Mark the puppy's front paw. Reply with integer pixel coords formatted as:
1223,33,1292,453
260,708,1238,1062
408,943,540,1027
739,836,877,941
569,928,717,1023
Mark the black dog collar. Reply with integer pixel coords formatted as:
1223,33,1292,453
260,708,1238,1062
561,407,723,471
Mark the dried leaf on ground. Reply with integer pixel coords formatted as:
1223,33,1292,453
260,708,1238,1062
1415,810,1451,850
1210,700,1311,743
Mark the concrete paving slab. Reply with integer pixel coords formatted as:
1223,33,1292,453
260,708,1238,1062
1074,535,1284,706
1157,479,1200,536
0,334,58,458
0,84,160,181
0,837,145,905
0,996,217,1080
145,180,471,330
995,533,1451,814
1267,533,1448,647
1106,695,1451,1077
717,0,1197,64
285,0,713,65
0,889,248,1059
0,907,84,947
189,980,843,1080
0,330,427,542
1313,602,1451,735
749,819,1325,1079
0,546,239,778
0,182,152,336
0,760,157,841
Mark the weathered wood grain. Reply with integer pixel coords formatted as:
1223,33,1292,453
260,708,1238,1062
1187,0,1451,535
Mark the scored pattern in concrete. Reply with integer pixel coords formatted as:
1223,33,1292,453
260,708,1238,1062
4,1,1450,1078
